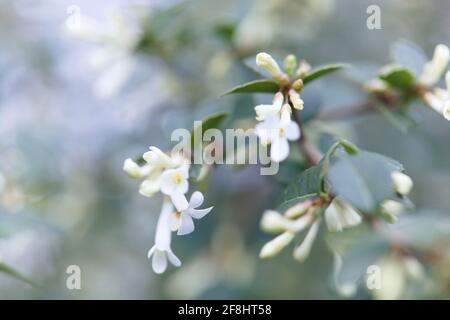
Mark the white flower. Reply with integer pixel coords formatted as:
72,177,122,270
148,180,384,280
422,71,450,121
254,92,283,121
284,199,314,219
391,171,413,196
256,52,283,78
419,44,450,87
170,191,213,236
147,199,182,274
324,198,362,232
123,158,151,179
288,89,304,110
259,231,295,259
160,165,190,211
255,109,300,162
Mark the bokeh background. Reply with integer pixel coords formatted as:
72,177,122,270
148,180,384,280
0,0,449,299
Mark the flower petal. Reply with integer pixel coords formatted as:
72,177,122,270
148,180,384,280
159,169,176,195
285,121,300,141
177,213,195,236
270,137,289,162
189,207,213,219
189,191,204,208
152,249,168,274
166,250,182,267
139,178,160,197
171,192,189,211
147,245,157,259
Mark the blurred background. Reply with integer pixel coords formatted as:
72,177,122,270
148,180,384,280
0,0,449,299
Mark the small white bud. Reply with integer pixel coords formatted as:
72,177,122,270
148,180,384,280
123,158,149,178
402,256,424,280
259,231,295,259
256,52,282,78
420,44,450,86
391,171,413,196
296,60,311,78
380,200,404,222
293,219,320,262
260,210,291,233
284,199,314,219
288,89,304,110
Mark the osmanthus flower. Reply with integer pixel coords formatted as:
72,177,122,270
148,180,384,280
255,108,301,162
160,165,190,211
147,199,182,274
422,71,450,121
324,197,362,232
391,171,413,196
170,191,213,236
254,92,283,121
419,44,450,87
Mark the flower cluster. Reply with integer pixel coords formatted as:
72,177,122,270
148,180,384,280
123,147,213,273
259,170,413,262
253,53,306,162
419,44,450,121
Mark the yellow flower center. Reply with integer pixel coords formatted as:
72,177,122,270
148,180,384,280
175,211,182,219
279,128,285,137
173,172,183,184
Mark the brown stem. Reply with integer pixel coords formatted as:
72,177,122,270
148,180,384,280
291,108,322,165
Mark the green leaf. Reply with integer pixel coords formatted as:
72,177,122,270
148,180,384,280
327,151,403,212
190,112,228,148
222,79,279,96
0,262,39,287
279,164,323,211
388,210,450,250
303,64,348,85
379,65,416,91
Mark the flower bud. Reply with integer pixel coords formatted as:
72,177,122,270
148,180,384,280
256,52,283,78
288,89,304,110
296,60,311,78
403,256,424,280
391,171,413,196
283,54,297,76
293,219,320,262
380,200,404,223
123,158,149,178
292,79,304,92
420,44,450,86
373,255,405,300
260,210,291,233
259,231,294,259
284,199,314,219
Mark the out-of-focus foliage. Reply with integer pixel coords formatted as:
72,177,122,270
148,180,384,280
0,0,449,299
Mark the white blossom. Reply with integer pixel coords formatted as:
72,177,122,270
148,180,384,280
324,197,362,232
254,92,283,121
170,191,213,236
255,109,300,162
123,158,151,179
256,52,283,78
147,199,182,274
288,89,304,110
422,71,450,121
160,165,190,211
419,44,450,87
391,171,413,196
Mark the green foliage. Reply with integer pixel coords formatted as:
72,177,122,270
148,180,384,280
302,64,348,85
190,112,229,148
222,79,279,96
0,262,38,287
327,151,403,212
379,65,416,91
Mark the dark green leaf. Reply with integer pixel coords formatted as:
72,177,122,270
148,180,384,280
191,112,228,148
222,79,279,96
303,64,348,85
327,151,403,212
379,65,416,91
0,262,38,287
